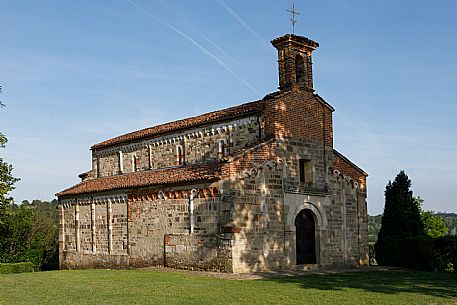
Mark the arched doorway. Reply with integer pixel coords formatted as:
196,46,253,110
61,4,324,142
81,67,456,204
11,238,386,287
295,209,316,264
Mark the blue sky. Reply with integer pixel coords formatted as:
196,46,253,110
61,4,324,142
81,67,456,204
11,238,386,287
0,0,456,215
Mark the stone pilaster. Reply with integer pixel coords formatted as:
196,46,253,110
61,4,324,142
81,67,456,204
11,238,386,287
75,204,80,252
107,199,113,254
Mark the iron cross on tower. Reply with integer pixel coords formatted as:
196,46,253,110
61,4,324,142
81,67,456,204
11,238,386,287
287,0,300,34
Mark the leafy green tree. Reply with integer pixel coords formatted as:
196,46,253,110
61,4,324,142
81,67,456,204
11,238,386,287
375,171,424,266
0,199,59,270
0,86,6,148
0,204,35,264
0,88,19,210
414,196,447,238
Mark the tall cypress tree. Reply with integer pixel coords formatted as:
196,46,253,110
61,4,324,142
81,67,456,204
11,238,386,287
375,171,424,266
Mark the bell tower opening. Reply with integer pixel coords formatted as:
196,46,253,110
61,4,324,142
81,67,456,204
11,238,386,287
295,54,305,83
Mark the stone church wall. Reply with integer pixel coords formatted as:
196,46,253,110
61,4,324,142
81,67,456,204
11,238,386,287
92,115,261,178
111,201,128,254
79,204,92,253
230,161,286,273
278,137,333,191
327,171,369,266
94,203,109,254
59,183,232,271
63,207,76,252
227,138,368,272
96,154,119,177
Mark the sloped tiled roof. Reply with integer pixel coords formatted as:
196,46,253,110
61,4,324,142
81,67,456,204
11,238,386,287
56,162,220,197
91,99,266,150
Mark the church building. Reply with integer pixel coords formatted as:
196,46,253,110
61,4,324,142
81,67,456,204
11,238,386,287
57,33,369,273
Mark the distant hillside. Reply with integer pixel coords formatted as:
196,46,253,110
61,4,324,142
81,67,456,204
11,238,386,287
368,212,457,243
436,213,457,235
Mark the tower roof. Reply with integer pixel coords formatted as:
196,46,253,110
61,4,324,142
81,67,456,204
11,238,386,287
271,34,319,50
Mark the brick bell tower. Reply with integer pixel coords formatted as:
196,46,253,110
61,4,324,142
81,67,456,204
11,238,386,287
271,34,319,92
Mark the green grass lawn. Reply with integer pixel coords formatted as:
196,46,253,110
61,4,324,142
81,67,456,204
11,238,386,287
0,269,456,305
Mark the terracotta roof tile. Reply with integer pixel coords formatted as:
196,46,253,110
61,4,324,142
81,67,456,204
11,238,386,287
56,162,220,197
92,99,265,150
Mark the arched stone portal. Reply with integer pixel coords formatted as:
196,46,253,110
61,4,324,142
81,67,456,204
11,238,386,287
285,195,329,267
295,209,316,264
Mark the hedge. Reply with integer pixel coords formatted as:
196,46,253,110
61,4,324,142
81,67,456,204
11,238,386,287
376,236,457,273
0,262,35,274
403,236,457,273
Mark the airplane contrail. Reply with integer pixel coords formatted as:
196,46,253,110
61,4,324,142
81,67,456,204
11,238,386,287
158,0,237,64
216,0,266,46
126,0,257,94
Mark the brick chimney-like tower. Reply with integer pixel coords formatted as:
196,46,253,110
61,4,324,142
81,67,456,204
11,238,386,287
271,34,319,91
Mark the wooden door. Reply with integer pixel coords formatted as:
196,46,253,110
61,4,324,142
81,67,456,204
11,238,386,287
295,209,316,264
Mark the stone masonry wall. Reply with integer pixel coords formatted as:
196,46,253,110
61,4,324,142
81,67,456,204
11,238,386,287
93,116,260,179
327,170,369,266
63,207,76,252
94,203,108,254
228,139,368,272
79,205,91,253
59,182,232,271
230,160,286,273
277,137,333,192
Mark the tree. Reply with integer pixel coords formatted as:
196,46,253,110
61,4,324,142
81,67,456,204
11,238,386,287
0,199,59,270
0,88,19,212
414,196,447,238
375,171,424,266
0,85,22,263
0,86,6,148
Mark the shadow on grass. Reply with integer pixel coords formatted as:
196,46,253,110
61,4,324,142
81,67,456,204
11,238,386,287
263,271,457,299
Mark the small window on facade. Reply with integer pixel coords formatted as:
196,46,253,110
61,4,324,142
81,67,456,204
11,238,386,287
299,159,313,184
176,145,184,165
218,139,228,159
295,54,305,82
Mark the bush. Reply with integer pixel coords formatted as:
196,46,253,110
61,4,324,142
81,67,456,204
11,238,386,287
0,262,34,274
406,236,457,273
375,236,457,273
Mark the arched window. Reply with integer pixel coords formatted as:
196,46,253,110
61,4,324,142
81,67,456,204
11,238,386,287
295,54,305,82
176,145,184,165
218,139,228,159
